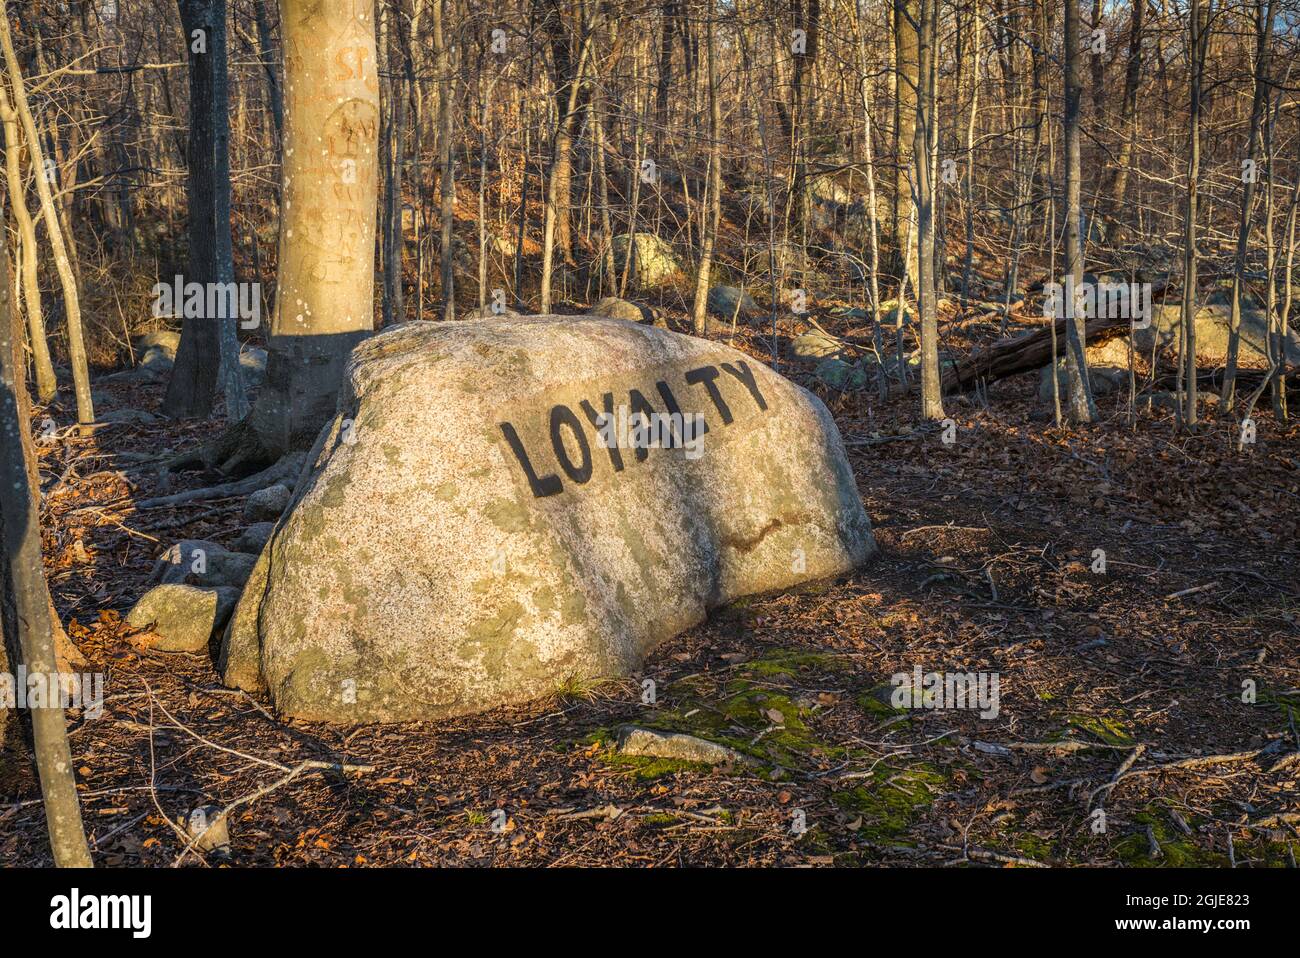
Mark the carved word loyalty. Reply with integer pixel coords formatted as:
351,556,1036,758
499,360,769,498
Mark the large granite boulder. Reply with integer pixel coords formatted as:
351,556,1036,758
221,316,875,722
609,233,681,289
1134,304,1300,366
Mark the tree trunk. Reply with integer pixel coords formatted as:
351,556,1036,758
165,0,247,422
381,1,406,327
1222,0,1273,408
434,0,455,321
252,0,285,146
1062,0,1096,423
0,219,92,868
193,0,379,473
913,0,943,420
0,15,93,432
0,104,55,403
539,9,591,314
892,0,919,289
1108,0,1144,211
690,13,721,335
1180,0,1211,425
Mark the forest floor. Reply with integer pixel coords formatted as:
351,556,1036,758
3,304,1299,868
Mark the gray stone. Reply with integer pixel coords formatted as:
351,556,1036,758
132,330,181,361
104,343,176,383
221,316,875,722
1038,362,1129,403
243,483,292,522
790,331,844,362
233,522,276,555
610,233,681,289
152,540,257,589
186,805,231,854
707,285,761,323
815,357,869,390
139,345,175,374
587,297,664,328
1085,336,1134,368
1206,284,1264,311
127,583,240,652
1133,304,1300,366
1140,391,1180,413
615,725,742,765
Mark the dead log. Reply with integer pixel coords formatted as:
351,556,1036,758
938,313,1132,395
936,280,1176,395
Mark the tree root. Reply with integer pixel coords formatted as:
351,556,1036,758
165,416,279,477
135,453,305,510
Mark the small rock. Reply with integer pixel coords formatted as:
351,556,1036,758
610,233,681,289
243,484,292,522
233,522,276,555
815,357,869,390
152,540,257,588
1038,362,1127,403
790,330,843,362
586,297,665,327
127,583,240,652
1140,391,1180,412
132,330,181,361
186,805,231,854
706,285,761,323
615,725,742,765
240,347,268,390
138,345,175,375
1206,284,1264,311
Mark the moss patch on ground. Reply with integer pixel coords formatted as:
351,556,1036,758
584,647,960,846
830,764,948,843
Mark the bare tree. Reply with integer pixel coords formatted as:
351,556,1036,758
0,87,55,403
913,0,943,420
0,8,92,432
893,0,919,290
690,8,721,335
434,0,455,321
0,222,91,868
1222,0,1275,409
164,0,246,422
1061,0,1095,423
185,0,380,472
1179,0,1213,426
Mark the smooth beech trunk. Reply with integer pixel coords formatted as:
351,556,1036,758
218,0,379,469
